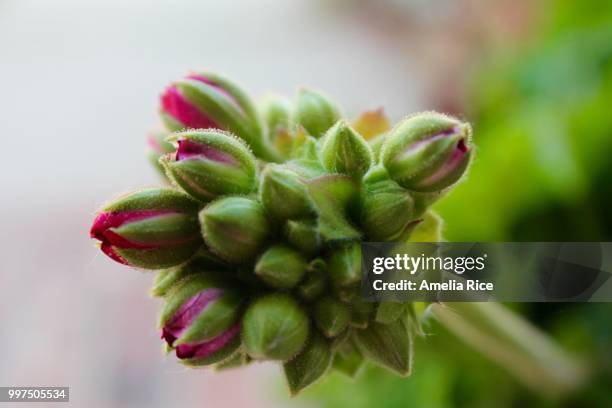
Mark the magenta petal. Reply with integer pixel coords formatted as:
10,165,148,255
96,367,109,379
175,323,240,359
175,139,238,165
162,289,223,346
100,243,130,265
160,85,219,129
421,138,470,185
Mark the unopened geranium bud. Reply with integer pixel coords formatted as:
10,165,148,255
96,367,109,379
255,244,307,289
90,188,202,269
294,88,341,138
284,332,332,395
320,121,373,178
160,274,242,365
147,129,174,179
354,317,412,376
327,242,361,288
161,130,257,202
259,164,312,220
312,296,350,338
360,166,416,241
160,72,279,162
284,219,322,255
381,112,472,192
200,197,270,264
243,294,309,361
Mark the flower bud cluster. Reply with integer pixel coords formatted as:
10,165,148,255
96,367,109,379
91,72,472,394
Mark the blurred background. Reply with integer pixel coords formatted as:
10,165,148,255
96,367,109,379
1,0,611,406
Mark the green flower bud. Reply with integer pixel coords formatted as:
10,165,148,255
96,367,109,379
90,188,202,269
285,219,322,255
243,294,309,361
312,296,350,338
320,121,373,178
360,166,416,241
354,318,412,376
284,332,332,395
297,259,328,301
254,244,307,289
161,130,257,202
294,88,341,138
381,112,472,192
200,197,270,263
259,164,312,220
327,242,361,288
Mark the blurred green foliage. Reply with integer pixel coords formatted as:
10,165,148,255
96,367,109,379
301,0,612,406
436,0,612,241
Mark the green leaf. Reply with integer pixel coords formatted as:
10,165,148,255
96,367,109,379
284,333,332,395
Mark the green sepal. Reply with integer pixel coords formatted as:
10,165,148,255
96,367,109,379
333,337,365,378
294,88,341,138
180,335,242,367
113,212,200,246
283,332,332,396
368,133,386,163
360,165,415,241
375,301,408,324
214,349,252,371
255,244,307,289
285,219,322,255
327,242,361,288
259,164,312,220
242,294,310,361
305,175,361,242
200,197,270,264
297,259,328,301
354,318,412,376
312,296,351,338
113,243,200,270
103,188,201,213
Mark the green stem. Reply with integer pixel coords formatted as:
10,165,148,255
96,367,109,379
431,302,589,399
